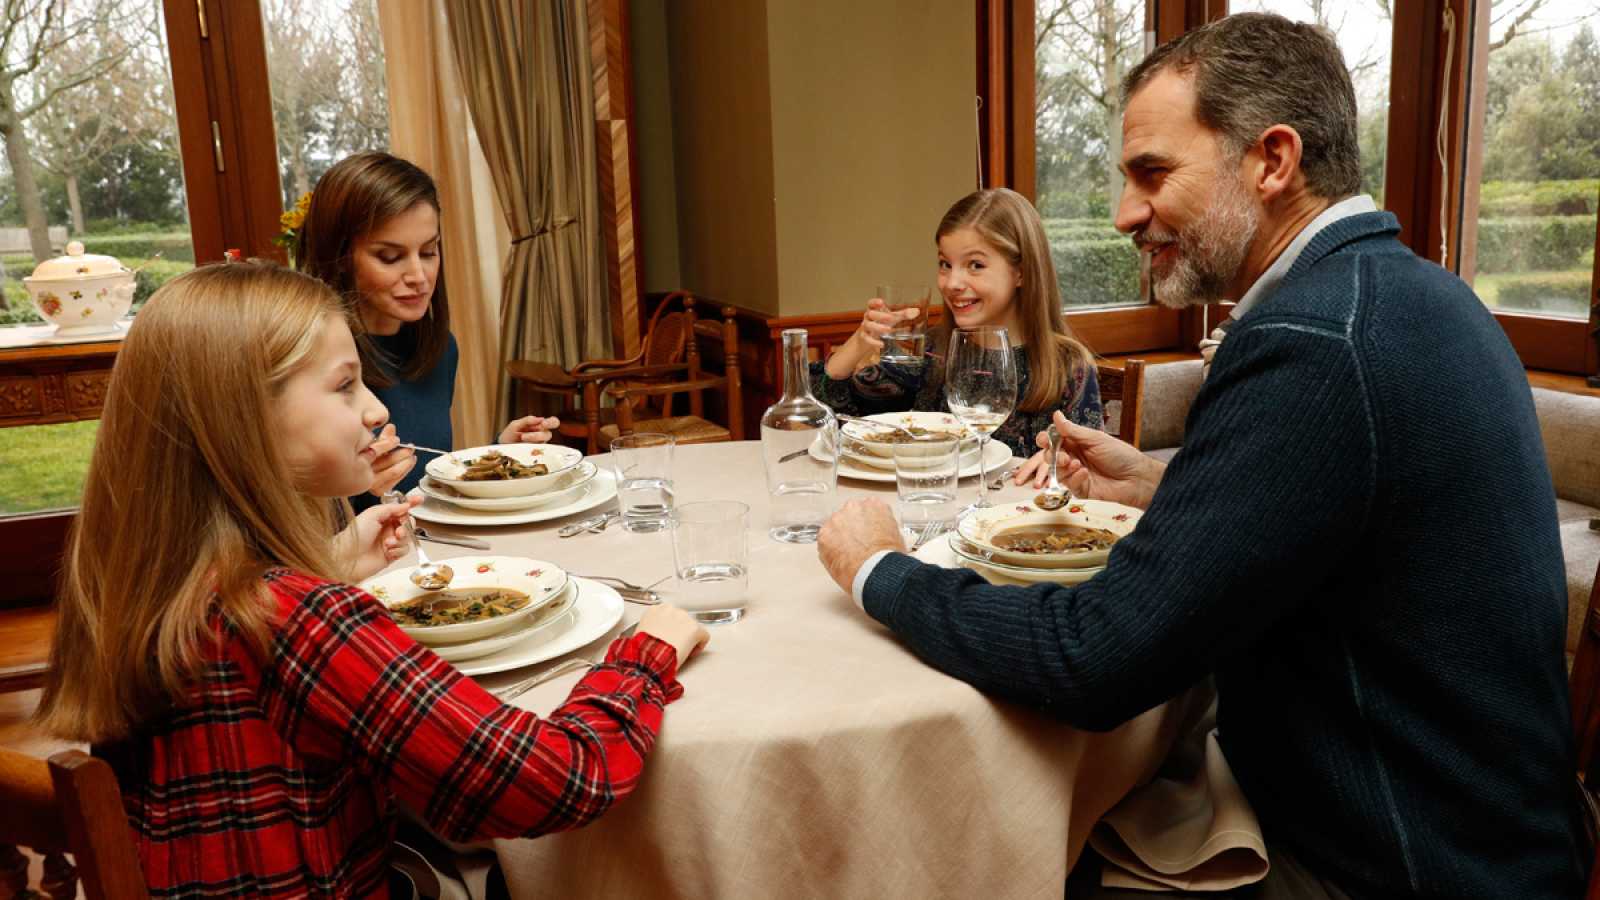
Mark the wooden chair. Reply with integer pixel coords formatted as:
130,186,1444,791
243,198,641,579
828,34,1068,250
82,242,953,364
505,291,699,454
1568,555,1600,898
0,747,146,899
600,299,744,447
1096,359,1146,449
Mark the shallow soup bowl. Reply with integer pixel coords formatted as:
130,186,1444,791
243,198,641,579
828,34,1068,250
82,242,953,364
956,498,1142,570
361,556,569,645
425,443,585,499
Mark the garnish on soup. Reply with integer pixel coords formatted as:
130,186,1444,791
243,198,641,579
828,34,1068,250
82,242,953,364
389,587,532,627
856,425,966,444
991,524,1120,554
459,449,549,481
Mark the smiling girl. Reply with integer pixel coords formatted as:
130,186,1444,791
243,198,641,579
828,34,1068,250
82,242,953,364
812,188,1102,458
296,152,559,500
35,263,707,896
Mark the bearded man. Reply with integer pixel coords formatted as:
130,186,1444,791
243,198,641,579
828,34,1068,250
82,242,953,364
816,13,1584,899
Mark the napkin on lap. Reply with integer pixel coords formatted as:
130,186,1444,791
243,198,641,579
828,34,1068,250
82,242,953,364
1089,727,1268,891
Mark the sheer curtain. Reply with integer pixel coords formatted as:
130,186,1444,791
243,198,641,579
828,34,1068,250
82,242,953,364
377,0,510,446
443,0,611,425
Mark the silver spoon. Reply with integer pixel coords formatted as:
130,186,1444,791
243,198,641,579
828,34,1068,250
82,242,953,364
382,490,454,590
1034,424,1070,511
835,414,919,441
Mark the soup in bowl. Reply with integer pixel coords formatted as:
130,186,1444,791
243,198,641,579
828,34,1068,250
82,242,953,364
425,443,585,499
956,499,1141,569
361,556,569,644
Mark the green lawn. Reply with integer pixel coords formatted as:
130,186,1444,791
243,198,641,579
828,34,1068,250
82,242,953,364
0,420,99,514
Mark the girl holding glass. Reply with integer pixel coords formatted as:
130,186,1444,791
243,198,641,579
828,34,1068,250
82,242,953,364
811,187,1103,461
296,152,560,503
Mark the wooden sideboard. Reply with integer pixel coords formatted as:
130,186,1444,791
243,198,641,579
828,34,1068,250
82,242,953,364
0,340,119,428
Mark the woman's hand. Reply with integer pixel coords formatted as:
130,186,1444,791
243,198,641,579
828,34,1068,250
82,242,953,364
634,605,710,670
339,494,422,582
823,297,922,379
1012,411,1166,510
367,424,416,496
498,415,561,444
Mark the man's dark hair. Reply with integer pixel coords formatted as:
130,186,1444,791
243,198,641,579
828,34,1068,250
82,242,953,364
1122,12,1362,199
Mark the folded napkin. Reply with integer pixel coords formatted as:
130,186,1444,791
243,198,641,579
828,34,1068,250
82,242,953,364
1088,722,1268,892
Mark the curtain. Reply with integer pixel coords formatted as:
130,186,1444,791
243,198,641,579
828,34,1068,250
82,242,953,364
444,0,611,426
377,0,510,446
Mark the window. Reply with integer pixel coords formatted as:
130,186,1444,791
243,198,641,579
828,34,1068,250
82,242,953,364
0,1,198,517
1459,4,1597,323
1034,0,1148,309
261,0,390,212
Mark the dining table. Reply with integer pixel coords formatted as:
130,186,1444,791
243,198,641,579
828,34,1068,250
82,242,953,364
406,440,1202,900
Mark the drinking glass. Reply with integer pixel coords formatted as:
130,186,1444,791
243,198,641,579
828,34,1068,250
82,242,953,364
609,433,675,533
893,434,961,530
671,500,750,624
944,326,1017,510
875,283,933,365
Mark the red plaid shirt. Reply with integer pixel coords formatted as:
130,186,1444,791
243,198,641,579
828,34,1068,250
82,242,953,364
96,569,683,898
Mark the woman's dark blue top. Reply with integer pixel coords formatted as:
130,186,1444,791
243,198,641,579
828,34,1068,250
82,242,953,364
351,329,458,512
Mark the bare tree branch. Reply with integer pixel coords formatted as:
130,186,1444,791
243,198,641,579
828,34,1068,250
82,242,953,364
1490,0,1546,51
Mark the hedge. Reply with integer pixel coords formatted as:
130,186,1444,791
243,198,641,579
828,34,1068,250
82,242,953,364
1475,216,1594,274
1495,271,1592,316
73,233,195,264
1478,180,1597,218
1052,238,1141,307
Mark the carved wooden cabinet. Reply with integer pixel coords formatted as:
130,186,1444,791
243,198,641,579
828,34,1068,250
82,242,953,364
0,341,119,428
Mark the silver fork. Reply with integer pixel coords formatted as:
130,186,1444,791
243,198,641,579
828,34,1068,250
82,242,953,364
492,622,641,701
910,520,950,551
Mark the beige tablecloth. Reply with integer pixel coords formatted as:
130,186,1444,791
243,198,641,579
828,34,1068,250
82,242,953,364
414,441,1211,899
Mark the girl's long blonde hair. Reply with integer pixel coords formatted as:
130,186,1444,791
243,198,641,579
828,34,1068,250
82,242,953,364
37,263,351,743
935,188,1095,413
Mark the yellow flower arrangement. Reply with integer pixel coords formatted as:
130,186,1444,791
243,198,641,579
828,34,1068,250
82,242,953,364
274,191,313,262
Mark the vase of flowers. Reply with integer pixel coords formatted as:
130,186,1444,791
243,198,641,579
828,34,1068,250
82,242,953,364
275,191,312,266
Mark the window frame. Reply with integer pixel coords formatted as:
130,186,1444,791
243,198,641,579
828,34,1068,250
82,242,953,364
0,0,282,602
998,0,1600,380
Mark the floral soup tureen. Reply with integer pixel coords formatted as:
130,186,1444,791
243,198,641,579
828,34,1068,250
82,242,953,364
22,241,137,336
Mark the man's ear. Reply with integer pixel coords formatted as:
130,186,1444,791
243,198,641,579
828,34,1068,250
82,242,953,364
1252,123,1304,204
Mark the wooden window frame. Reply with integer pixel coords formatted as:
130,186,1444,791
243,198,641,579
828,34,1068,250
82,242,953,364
0,0,283,605
999,0,1600,380
982,0,1223,357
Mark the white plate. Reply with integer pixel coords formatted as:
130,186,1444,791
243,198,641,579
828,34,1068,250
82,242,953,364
956,497,1141,569
946,534,1105,585
411,469,619,527
363,556,569,644
418,461,598,511
810,434,1012,483
427,580,579,662
839,411,976,458
457,578,626,677
426,443,586,499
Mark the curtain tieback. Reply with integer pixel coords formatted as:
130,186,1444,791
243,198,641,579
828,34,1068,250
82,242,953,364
511,217,577,245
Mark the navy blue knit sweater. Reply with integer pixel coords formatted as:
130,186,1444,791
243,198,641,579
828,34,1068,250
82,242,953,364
862,212,1584,898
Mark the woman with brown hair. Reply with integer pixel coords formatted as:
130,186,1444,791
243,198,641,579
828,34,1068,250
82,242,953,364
812,187,1103,459
296,151,559,499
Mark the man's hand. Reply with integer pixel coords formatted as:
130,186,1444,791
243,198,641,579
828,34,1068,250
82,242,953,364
817,498,907,596
1013,411,1165,509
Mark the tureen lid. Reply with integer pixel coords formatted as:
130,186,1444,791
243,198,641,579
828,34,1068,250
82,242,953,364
25,241,130,281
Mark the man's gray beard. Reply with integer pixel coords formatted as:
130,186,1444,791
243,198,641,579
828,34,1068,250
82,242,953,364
1151,177,1259,310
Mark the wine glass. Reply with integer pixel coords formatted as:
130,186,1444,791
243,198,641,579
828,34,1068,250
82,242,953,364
944,326,1018,510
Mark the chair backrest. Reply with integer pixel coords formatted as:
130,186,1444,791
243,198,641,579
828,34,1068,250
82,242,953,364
611,301,744,442
0,748,146,899
1096,359,1146,449
1567,557,1600,898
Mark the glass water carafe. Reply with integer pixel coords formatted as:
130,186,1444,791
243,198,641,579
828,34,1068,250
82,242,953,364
760,328,837,543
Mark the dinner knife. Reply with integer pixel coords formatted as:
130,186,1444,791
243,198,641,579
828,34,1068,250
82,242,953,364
413,527,492,550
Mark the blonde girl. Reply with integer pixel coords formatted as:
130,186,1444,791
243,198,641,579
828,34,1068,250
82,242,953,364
812,188,1103,458
36,263,707,897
